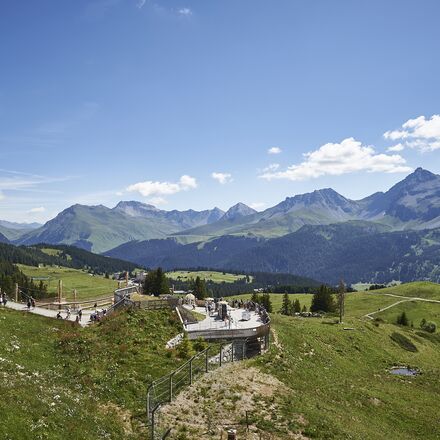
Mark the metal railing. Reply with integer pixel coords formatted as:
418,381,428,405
147,339,249,439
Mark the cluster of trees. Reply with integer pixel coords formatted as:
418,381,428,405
143,268,170,296
0,260,49,299
250,291,272,312
0,242,138,275
310,285,336,313
279,293,307,315
396,314,437,333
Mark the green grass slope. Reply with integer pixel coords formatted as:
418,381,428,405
254,313,440,439
0,307,182,439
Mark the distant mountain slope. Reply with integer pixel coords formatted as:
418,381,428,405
17,203,224,253
0,220,41,230
0,242,138,273
106,221,440,285
174,188,362,240
221,203,257,221
360,167,440,228
175,168,440,240
0,232,10,244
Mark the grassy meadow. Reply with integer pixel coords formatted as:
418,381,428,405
0,307,183,439
17,264,118,300
166,269,251,283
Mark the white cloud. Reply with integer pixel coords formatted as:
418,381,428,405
137,0,146,8
262,163,280,173
259,137,412,181
384,115,440,152
28,207,45,213
178,7,192,16
149,197,167,206
211,172,233,184
387,143,405,152
0,191,4,201
249,202,265,210
127,175,197,197
268,147,282,155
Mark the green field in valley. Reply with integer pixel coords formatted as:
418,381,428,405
166,270,252,283
17,264,118,300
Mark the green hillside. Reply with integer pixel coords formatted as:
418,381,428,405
0,307,182,439
17,264,119,300
166,270,252,283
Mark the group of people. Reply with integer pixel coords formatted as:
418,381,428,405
26,297,36,310
0,292,8,307
56,306,83,322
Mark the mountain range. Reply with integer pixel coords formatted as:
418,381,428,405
5,167,440,284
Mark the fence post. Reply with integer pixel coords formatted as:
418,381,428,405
15,283,19,302
219,344,223,367
231,343,234,362
169,373,174,402
189,358,193,385
205,347,209,373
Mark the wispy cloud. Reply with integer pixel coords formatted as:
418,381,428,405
249,202,265,210
0,169,73,192
177,7,192,16
211,172,233,184
127,175,197,198
28,207,46,213
268,147,282,155
260,138,412,181
137,0,146,9
149,196,167,206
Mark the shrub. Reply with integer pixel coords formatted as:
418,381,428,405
396,311,409,326
421,320,437,333
390,332,418,352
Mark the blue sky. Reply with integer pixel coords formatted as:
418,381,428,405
1,0,440,223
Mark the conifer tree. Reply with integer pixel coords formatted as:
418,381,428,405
280,292,291,315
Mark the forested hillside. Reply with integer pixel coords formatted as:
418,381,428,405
0,243,138,274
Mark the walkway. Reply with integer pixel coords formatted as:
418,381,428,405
3,301,93,327
364,292,440,320
183,305,264,332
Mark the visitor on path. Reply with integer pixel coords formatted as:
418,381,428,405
56,311,62,319
2,293,7,306
78,308,83,321
27,299,31,311
31,298,36,308
65,306,71,320
75,315,80,324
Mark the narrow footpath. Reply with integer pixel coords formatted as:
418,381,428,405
3,301,92,327
364,292,440,320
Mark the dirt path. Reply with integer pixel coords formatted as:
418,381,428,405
364,293,440,320
158,362,308,440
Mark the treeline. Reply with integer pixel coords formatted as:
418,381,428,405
167,267,322,298
0,260,49,299
0,243,138,275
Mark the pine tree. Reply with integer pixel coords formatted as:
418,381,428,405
301,304,307,313
293,299,301,314
337,279,346,323
310,285,336,313
143,268,169,296
193,276,207,300
280,292,291,315
396,311,409,326
176,332,195,359
250,291,260,303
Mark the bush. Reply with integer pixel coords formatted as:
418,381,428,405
390,332,418,352
396,311,409,326
421,319,437,333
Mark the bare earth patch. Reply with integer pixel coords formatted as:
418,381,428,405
158,362,309,439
